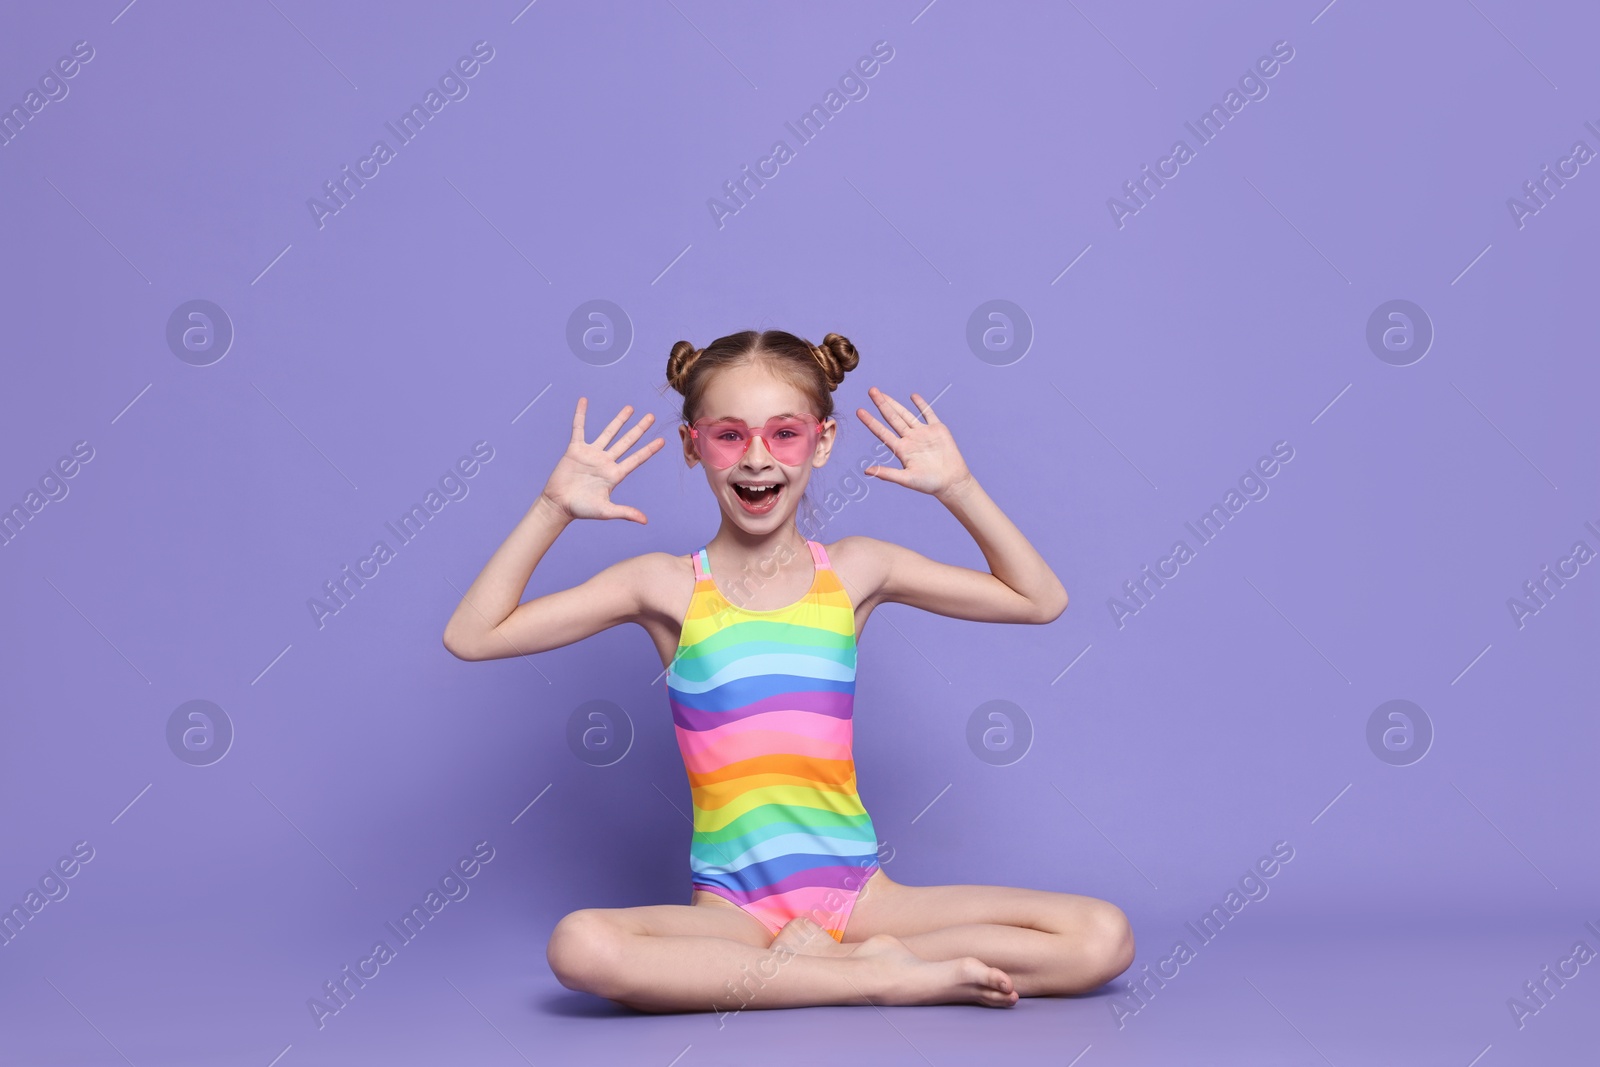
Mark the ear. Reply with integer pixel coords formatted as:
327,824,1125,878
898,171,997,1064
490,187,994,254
812,417,837,468
680,424,700,468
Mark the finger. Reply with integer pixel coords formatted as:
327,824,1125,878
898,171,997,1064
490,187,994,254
867,385,913,431
909,392,941,425
616,436,666,476
604,503,648,524
880,388,926,428
855,406,903,451
571,396,588,443
606,410,655,457
594,403,634,450
864,463,911,487
867,386,910,435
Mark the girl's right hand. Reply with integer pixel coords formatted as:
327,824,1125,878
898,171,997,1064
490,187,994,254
539,397,666,524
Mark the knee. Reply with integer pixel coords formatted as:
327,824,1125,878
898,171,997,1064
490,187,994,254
1078,901,1135,988
546,909,629,998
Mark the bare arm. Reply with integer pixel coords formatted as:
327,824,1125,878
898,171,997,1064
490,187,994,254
851,386,1068,625
442,397,666,661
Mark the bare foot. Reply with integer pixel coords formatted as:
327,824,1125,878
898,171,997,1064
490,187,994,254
849,933,1019,1008
771,916,851,958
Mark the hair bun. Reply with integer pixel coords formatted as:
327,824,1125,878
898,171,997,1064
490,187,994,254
811,332,859,391
666,340,703,395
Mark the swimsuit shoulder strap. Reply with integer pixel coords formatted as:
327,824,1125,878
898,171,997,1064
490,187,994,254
807,539,831,569
691,546,712,581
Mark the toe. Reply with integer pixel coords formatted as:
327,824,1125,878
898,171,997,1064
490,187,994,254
982,985,1019,1007
990,968,1013,994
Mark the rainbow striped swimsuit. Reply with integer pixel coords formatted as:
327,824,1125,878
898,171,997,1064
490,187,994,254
666,539,881,941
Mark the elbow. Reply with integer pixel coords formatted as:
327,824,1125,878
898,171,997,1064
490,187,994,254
1033,591,1069,624
441,629,481,662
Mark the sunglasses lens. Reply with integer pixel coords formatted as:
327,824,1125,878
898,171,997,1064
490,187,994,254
698,421,750,468
761,417,817,463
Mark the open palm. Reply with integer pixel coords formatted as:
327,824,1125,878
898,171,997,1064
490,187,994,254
856,386,972,497
541,397,665,524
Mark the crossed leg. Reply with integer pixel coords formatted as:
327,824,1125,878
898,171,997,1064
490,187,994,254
831,868,1135,997
545,887,1018,1014
546,871,1131,1013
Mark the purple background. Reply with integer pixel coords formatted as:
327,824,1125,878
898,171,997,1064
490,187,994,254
2,1,1595,1063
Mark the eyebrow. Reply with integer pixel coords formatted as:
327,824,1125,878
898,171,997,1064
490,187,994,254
704,411,807,421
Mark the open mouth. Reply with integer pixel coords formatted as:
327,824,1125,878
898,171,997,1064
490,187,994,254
732,482,783,514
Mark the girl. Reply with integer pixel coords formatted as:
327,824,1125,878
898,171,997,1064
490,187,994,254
442,329,1133,1012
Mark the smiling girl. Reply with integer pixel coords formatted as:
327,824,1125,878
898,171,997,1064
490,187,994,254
442,329,1133,1011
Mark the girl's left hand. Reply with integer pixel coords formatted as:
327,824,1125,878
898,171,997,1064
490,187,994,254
857,386,974,498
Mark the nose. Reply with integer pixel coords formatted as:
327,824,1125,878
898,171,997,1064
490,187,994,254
740,433,775,468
